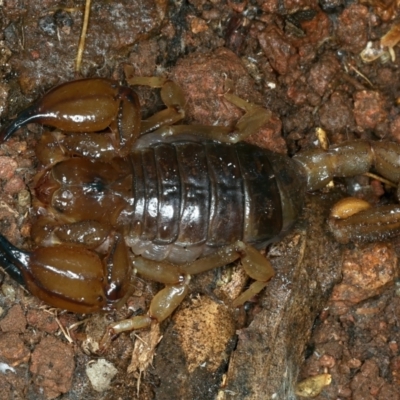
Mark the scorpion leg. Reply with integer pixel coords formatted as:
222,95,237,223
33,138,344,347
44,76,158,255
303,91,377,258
100,273,189,350
144,92,272,143
126,75,268,139
183,241,275,307
100,241,274,348
126,77,186,135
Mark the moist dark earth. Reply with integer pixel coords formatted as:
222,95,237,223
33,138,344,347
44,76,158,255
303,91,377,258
1,0,400,399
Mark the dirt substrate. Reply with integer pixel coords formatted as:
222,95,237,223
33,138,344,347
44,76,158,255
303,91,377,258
1,0,400,399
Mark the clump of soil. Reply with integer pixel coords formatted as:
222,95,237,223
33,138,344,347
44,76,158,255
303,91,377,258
1,1,400,399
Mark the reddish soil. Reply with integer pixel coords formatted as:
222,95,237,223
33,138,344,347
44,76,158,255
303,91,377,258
1,1,400,399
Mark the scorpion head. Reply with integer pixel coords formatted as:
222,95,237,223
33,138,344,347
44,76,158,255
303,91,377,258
33,157,133,227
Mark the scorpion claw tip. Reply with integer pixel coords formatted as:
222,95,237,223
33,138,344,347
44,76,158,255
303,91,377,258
0,104,42,143
0,235,30,285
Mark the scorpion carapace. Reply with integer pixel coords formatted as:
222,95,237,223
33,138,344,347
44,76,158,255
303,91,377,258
1,77,400,346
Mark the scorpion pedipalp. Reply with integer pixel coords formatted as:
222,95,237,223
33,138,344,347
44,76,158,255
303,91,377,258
0,79,140,158
0,231,133,314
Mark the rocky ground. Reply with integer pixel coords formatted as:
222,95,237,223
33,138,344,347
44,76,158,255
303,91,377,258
1,0,400,399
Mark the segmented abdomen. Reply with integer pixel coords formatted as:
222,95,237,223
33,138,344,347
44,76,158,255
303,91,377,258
127,140,283,263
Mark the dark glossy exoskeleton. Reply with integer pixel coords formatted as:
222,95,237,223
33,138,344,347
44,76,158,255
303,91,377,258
1,77,400,346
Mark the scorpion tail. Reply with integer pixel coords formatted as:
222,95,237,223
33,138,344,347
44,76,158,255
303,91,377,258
0,235,29,285
0,103,43,142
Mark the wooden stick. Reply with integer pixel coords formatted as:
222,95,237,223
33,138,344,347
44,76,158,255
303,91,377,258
75,0,92,73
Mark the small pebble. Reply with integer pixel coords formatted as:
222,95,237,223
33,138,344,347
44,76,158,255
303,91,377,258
86,359,118,392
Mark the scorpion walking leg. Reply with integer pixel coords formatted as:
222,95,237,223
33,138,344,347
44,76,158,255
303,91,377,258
126,76,186,135
101,241,274,348
144,92,272,143
183,241,275,307
223,93,273,142
125,74,271,141
100,273,189,350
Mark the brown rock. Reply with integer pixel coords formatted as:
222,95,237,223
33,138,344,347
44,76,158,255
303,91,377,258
0,332,30,366
0,304,26,334
258,25,296,76
26,309,59,334
353,91,388,130
0,156,17,180
337,5,368,53
170,48,287,153
30,336,75,399
330,243,398,306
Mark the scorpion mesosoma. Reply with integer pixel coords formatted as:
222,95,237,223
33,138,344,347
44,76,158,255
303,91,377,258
1,77,400,347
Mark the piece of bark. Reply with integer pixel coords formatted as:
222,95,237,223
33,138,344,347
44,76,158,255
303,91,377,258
224,193,343,399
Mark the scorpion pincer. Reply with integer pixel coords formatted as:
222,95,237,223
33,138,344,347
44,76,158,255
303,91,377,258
0,77,400,346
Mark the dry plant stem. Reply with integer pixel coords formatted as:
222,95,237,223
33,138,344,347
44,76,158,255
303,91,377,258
75,0,92,73
363,172,396,187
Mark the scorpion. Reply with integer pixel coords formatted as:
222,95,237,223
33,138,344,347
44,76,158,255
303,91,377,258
0,77,400,346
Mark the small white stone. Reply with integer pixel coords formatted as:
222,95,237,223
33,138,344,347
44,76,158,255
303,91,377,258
86,359,118,392
0,362,15,374
1,284,15,301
